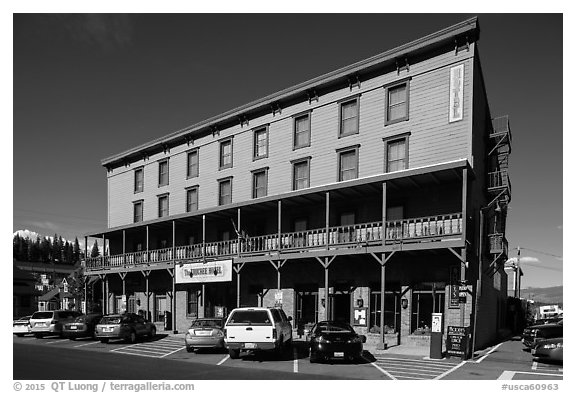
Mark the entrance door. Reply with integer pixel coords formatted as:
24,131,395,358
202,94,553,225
331,293,351,323
296,292,318,327
155,295,167,323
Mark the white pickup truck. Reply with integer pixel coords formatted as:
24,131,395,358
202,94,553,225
223,307,293,359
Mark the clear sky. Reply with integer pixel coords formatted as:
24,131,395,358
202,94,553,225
12,13,563,289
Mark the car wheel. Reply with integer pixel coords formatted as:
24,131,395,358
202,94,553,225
186,346,194,353
229,348,240,359
100,338,109,343
35,334,43,339
309,349,318,363
127,331,137,344
148,326,156,339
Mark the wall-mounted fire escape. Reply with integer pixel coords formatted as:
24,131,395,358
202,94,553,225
485,115,512,275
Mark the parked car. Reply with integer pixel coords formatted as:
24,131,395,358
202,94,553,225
532,337,563,363
185,318,226,352
13,315,32,337
530,317,563,326
224,307,293,359
307,321,366,363
62,313,103,340
95,313,156,343
30,310,83,338
522,320,563,349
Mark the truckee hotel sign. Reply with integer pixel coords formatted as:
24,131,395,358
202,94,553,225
175,260,233,284
449,64,464,123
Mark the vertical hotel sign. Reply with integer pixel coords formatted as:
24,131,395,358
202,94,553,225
449,64,464,122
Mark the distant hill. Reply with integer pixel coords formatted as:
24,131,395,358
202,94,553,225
523,286,563,306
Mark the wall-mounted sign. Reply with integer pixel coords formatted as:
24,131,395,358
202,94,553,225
175,260,233,284
449,265,460,308
449,64,464,123
353,307,368,327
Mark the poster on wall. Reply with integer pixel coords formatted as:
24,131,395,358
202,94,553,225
449,64,464,122
175,259,233,284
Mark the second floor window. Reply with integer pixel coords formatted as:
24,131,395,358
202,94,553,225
339,98,359,137
219,139,233,169
186,187,198,212
253,127,268,159
133,201,143,223
218,178,232,206
338,147,359,181
252,169,268,198
134,168,144,193
187,149,199,178
294,113,311,149
158,195,169,218
292,158,310,190
158,160,169,187
385,137,408,172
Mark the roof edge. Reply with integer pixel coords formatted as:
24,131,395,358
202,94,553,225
101,17,478,167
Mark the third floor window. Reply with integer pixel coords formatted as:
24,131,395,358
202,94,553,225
386,81,410,125
385,137,408,172
253,127,268,160
219,138,233,170
294,113,311,149
134,168,144,193
339,98,359,137
252,168,268,199
158,194,169,218
338,147,359,181
186,187,198,213
218,178,232,206
158,160,169,187
187,149,199,178
292,158,310,190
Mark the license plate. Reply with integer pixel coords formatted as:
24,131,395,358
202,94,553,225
37,323,46,327
245,343,256,349
195,330,211,336
334,352,344,357
70,326,77,330
103,327,113,332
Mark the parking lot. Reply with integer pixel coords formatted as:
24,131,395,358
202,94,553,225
13,334,562,380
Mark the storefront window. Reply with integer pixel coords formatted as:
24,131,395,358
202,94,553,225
411,283,445,334
369,291,400,333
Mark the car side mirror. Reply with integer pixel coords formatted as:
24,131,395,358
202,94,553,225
360,335,367,343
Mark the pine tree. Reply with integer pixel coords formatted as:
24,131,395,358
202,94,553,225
40,237,51,262
13,234,21,260
66,242,74,265
29,236,41,262
90,240,100,258
73,238,81,263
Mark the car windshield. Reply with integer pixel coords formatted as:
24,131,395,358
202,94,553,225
191,319,222,328
227,310,271,325
100,316,125,324
31,312,54,319
315,322,354,334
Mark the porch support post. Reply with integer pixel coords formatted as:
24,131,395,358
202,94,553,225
315,256,336,321
141,270,150,321
168,268,176,333
172,220,176,261
202,215,206,260
233,263,245,308
277,201,282,250
100,274,106,314
325,192,330,249
84,236,88,262
104,275,109,314
84,281,87,313
102,234,105,266
122,230,126,265
461,167,468,327
381,259,386,347
382,182,387,244
237,208,241,256
146,225,149,262
119,272,126,296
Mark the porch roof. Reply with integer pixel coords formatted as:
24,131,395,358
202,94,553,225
85,158,473,238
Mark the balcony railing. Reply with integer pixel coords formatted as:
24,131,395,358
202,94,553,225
488,170,511,193
488,233,508,256
491,116,511,138
86,213,463,270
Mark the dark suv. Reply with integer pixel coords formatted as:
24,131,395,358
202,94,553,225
522,319,563,349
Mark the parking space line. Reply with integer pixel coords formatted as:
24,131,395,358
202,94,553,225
110,343,140,352
476,342,504,363
531,361,538,370
433,361,466,380
113,351,165,359
498,370,563,380
73,341,100,348
217,355,230,366
363,356,396,380
376,361,452,371
160,346,186,358
116,347,167,354
293,348,298,373
45,340,67,345
379,365,440,376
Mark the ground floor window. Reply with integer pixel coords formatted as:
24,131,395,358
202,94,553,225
411,284,445,333
155,295,167,323
127,296,136,314
187,289,198,317
369,291,400,333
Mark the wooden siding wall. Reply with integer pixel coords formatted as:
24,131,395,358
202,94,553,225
107,44,476,228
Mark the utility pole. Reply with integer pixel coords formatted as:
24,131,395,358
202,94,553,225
516,246,521,299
